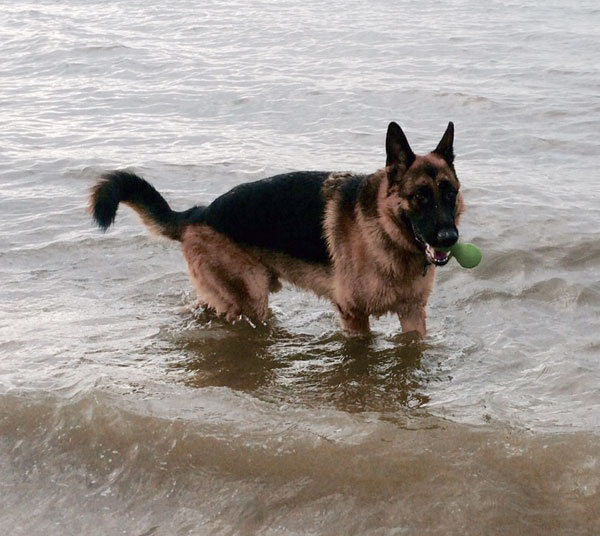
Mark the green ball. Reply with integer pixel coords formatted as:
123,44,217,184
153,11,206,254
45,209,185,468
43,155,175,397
448,242,482,269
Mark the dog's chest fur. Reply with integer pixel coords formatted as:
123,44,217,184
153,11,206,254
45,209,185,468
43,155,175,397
323,172,434,316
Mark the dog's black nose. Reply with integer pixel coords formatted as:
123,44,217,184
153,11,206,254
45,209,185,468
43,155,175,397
436,227,459,248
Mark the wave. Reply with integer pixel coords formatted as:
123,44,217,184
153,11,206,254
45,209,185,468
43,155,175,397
1,391,598,535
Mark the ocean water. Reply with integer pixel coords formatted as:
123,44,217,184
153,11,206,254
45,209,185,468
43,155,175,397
1,0,599,534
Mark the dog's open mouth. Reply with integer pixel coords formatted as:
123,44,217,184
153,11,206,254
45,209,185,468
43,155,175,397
424,244,451,266
409,222,452,266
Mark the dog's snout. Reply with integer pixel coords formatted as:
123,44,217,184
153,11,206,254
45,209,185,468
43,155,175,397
436,227,459,248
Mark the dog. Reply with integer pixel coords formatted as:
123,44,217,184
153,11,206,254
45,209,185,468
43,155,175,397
90,121,463,337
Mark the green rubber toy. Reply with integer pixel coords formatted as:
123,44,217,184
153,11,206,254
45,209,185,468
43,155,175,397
445,242,482,269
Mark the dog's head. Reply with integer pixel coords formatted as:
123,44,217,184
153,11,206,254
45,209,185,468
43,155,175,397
381,121,464,266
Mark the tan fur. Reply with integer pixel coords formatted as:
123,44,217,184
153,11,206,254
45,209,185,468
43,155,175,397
180,226,335,324
181,226,271,322
249,248,333,299
124,202,167,238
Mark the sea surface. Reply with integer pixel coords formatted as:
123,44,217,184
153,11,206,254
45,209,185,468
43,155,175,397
1,0,599,534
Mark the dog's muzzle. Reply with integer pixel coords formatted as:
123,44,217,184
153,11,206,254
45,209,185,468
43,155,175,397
410,221,455,266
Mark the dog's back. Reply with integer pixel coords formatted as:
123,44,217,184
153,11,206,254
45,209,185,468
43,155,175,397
203,171,330,264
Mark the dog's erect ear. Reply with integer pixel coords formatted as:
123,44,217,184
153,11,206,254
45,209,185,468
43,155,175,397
433,121,454,166
386,122,415,170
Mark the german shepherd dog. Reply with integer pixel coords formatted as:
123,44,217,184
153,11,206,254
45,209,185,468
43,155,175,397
90,122,463,337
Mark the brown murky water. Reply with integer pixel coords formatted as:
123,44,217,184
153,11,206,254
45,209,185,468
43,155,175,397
1,0,599,534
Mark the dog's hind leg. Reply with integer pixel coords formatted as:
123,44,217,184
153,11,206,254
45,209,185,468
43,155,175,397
181,225,270,324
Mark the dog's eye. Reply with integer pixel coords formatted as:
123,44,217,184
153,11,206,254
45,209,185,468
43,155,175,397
414,192,428,204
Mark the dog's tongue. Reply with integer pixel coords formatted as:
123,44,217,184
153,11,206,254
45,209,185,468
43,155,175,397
432,248,448,261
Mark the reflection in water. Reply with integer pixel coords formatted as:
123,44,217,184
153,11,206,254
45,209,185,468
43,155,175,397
322,335,430,411
167,312,431,412
170,321,281,391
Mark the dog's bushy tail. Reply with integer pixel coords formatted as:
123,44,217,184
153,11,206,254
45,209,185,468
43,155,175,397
89,170,205,241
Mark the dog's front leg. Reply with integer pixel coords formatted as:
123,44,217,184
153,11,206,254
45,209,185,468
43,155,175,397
398,306,426,338
336,305,370,334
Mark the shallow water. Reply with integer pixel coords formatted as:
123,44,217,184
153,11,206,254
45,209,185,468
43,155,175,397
1,0,599,534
